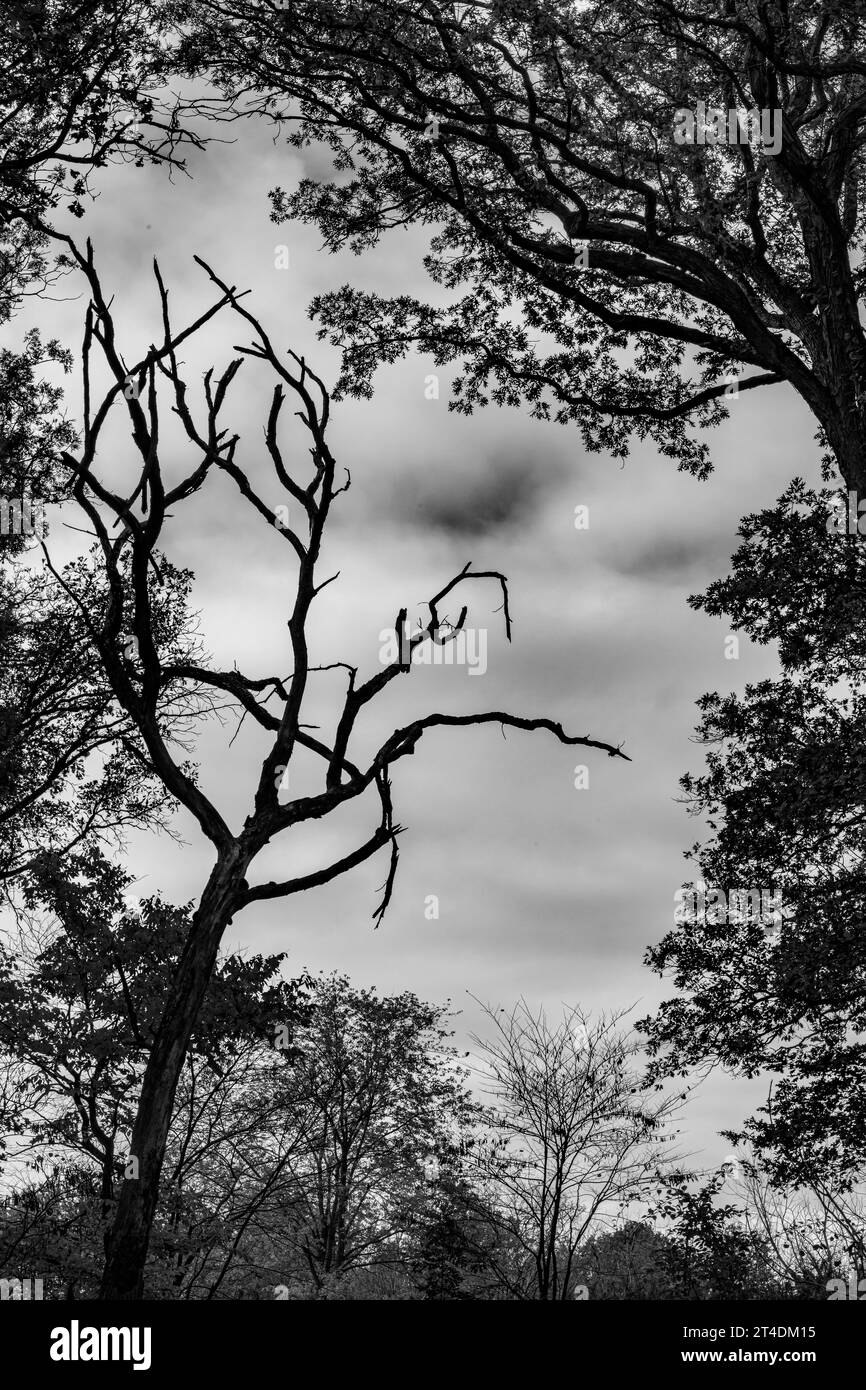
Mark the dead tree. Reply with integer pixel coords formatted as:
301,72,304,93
44,235,629,1298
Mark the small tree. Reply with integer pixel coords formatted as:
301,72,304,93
576,1219,675,1301
471,999,680,1300
648,1171,779,1301
407,1164,503,1301
144,1035,310,1300
0,846,307,1297
265,974,479,1295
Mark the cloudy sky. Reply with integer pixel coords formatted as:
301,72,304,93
25,108,819,1172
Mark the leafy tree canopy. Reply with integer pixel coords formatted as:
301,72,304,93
190,0,866,484
642,481,866,1188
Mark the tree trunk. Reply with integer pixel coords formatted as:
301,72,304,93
823,407,866,498
99,847,247,1299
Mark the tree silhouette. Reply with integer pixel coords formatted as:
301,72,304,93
642,482,866,1188
190,0,866,486
42,235,628,1297
470,998,679,1299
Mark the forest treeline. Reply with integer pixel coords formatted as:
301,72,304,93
0,869,862,1301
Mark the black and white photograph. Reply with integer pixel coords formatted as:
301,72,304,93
1,0,864,1370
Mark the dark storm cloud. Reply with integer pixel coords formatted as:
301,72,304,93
378,442,569,537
